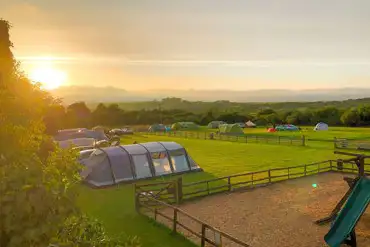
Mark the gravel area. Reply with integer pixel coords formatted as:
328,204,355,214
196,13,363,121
156,173,370,247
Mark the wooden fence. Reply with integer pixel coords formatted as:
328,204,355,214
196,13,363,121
334,137,370,151
146,131,305,146
137,194,250,247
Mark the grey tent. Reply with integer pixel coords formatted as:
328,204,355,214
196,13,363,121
80,142,202,187
207,121,226,129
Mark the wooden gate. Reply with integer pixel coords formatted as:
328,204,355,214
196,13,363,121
134,178,183,211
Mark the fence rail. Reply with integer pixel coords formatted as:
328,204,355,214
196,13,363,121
146,131,305,146
137,193,250,247
135,158,368,247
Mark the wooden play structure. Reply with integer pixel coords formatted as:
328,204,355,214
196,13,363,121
316,151,370,247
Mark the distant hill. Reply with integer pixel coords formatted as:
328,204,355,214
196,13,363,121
51,86,370,104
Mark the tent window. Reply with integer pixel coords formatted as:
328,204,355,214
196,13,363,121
132,154,152,178
151,152,172,175
188,156,199,170
169,150,189,172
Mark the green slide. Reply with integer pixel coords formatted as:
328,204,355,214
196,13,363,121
325,176,370,247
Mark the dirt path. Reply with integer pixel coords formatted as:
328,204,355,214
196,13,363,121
158,173,370,247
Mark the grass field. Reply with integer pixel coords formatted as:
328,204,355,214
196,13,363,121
78,129,370,247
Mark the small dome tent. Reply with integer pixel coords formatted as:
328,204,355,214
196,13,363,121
148,124,166,132
246,120,256,128
314,122,329,131
219,124,244,136
207,121,226,129
80,142,202,187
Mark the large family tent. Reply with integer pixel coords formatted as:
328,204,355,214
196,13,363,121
92,126,108,134
54,129,109,149
148,124,166,132
207,121,226,129
246,120,256,128
275,124,299,131
171,122,199,130
80,142,202,187
314,122,329,131
219,124,244,136
55,129,108,142
58,138,96,149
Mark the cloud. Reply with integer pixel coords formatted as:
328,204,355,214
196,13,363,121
16,55,370,68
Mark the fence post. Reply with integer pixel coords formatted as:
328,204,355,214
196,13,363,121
201,224,206,247
337,160,343,171
290,138,293,145
288,167,290,179
256,136,258,143
176,177,183,204
334,137,337,149
330,160,333,170
278,136,281,144
228,176,231,191
245,135,248,143
154,208,157,220
302,135,306,146
206,181,210,195
304,165,307,176
135,193,140,213
173,209,178,233
268,170,271,183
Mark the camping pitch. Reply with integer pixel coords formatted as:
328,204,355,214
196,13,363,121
207,121,226,129
148,124,166,132
219,124,244,136
275,124,299,131
171,122,199,130
80,142,202,187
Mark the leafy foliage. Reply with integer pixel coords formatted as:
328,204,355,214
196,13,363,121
0,19,140,247
54,215,141,247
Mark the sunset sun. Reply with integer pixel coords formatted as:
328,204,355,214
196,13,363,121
29,65,67,90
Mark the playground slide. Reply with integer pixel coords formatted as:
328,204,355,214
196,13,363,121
324,176,370,247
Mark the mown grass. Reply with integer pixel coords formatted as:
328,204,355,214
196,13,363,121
78,129,369,247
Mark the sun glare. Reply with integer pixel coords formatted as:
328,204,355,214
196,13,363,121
29,65,67,90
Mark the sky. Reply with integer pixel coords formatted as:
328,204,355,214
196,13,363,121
2,0,370,90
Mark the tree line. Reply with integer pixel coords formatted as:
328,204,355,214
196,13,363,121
45,101,370,133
